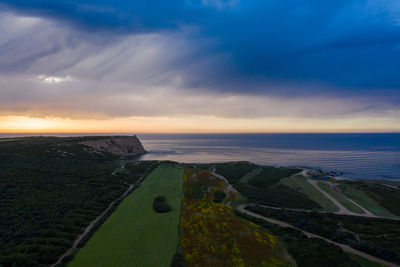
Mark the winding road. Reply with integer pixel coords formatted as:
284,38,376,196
212,168,400,267
237,205,399,267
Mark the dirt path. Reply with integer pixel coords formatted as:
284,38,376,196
307,179,352,214
242,204,400,221
111,162,125,175
301,169,385,218
238,167,263,184
329,181,375,216
211,167,241,197
307,179,381,218
52,183,133,266
237,205,399,267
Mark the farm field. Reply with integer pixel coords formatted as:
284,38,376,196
279,175,338,212
69,164,184,267
180,168,292,266
316,182,364,214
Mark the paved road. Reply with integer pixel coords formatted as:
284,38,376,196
237,205,399,267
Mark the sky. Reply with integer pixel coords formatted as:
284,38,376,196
0,0,399,133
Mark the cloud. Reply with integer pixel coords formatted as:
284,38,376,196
0,4,399,130
2,0,400,93
36,74,73,83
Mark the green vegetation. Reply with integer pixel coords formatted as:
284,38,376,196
341,184,396,218
0,138,17,142
235,210,361,267
2,139,400,267
111,161,159,184
341,180,400,217
153,196,172,213
350,254,386,267
247,166,301,188
0,137,159,266
215,162,320,210
181,168,291,266
280,175,338,212
316,182,364,214
69,164,184,267
246,206,400,265
214,161,258,184
237,182,321,209
0,138,118,266
213,190,226,203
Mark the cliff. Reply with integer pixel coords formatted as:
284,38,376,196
80,136,146,157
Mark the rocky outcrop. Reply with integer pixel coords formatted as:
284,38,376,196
80,136,146,157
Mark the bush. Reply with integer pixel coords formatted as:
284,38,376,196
213,191,226,203
153,196,171,213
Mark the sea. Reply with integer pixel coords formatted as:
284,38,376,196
1,133,399,180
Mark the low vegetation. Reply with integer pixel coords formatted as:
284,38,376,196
2,138,399,267
0,137,160,266
340,180,400,217
213,190,226,203
247,166,301,188
153,196,172,213
316,182,364,213
350,254,386,267
235,211,362,267
216,162,321,210
280,175,338,212
180,169,291,266
246,205,400,265
214,161,258,184
69,164,184,267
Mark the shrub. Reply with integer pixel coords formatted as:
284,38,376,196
213,190,226,203
153,196,171,213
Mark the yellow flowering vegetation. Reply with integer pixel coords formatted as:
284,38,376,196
180,168,291,266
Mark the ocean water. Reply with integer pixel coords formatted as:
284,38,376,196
1,133,399,180
137,133,400,180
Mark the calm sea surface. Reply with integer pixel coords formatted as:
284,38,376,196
1,133,399,180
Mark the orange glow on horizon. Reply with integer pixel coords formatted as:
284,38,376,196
0,115,399,134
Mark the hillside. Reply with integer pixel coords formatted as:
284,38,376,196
1,138,399,267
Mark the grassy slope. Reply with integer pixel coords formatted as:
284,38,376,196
316,182,364,214
342,184,396,218
280,175,339,212
350,254,387,267
69,164,184,267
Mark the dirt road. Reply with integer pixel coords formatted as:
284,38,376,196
237,205,399,267
52,183,133,266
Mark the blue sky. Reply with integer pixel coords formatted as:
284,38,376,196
0,0,399,132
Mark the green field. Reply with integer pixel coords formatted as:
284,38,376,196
342,184,396,218
69,164,184,267
280,175,339,212
316,182,364,214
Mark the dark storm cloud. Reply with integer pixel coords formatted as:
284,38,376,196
2,0,400,95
